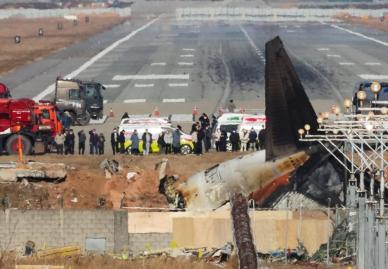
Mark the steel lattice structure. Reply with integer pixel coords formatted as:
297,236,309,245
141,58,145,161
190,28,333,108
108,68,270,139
300,111,388,269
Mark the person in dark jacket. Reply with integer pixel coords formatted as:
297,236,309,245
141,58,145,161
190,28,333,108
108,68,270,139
142,129,152,155
248,128,258,151
195,126,204,155
219,130,227,152
205,126,212,152
78,130,86,155
98,133,105,155
229,130,240,152
89,129,99,155
110,128,119,155
61,111,72,130
190,122,199,134
157,131,166,154
130,130,139,155
258,126,266,150
64,129,75,155
118,130,126,154
199,113,210,128
172,128,181,154
211,114,218,131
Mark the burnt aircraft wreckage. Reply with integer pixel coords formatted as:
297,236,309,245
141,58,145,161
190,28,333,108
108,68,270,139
177,36,345,211
160,36,350,269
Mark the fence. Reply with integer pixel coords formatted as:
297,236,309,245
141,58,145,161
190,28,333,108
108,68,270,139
176,7,388,21
0,7,131,19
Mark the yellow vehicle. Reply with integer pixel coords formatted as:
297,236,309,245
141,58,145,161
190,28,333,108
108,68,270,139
122,126,194,154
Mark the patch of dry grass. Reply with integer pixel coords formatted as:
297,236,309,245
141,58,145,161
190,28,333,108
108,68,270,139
0,14,128,75
3,254,230,269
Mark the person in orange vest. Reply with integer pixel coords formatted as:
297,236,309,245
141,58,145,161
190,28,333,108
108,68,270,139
192,106,199,121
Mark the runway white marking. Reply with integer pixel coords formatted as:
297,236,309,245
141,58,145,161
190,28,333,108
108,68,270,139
286,30,296,33
339,62,355,66
124,99,146,103
151,62,166,66
327,54,341,58
178,62,194,66
180,54,194,58
358,74,388,80
240,25,266,64
365,62,382,66
331,24,388,48
113,74,190,80
135,83,155,88
317,48,330,51
168,83,189,87
163,98,185,103
33,17,160,101
104,84,121,88
182,48,195,51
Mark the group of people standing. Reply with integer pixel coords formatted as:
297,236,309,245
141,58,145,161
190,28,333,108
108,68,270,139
54,129,106,155
53,109,266,156
156,127,183,154
190,113,215,155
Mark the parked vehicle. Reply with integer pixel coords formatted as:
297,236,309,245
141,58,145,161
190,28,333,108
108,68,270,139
0,99,61,155
214,113,260,151
54,78,105,125
83,81,105,119
237,115,266,134
0,83,11,98
119,124,193,154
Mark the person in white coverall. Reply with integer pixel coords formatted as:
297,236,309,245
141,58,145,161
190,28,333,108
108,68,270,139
239,129,249,152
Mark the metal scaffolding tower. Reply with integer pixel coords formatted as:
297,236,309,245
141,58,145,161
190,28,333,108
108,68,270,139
299,85,388,269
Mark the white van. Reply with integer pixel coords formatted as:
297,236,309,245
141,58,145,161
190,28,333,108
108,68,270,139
237,115,266,134
215,113,256,135
119,117,171,127
118,124,194,155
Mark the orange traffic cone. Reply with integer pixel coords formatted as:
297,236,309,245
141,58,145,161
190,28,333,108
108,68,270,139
153,106,161,117
109,108,114,117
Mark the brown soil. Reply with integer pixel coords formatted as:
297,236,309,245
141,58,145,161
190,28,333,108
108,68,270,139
0,14,128,75
336,14,388,32
0,152,241,210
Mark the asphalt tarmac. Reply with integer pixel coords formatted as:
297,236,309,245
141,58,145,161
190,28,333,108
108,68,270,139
2,13,388,124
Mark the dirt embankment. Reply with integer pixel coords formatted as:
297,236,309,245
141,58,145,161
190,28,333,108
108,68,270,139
336,14,388,32
0,152,241,210
0,14,128,75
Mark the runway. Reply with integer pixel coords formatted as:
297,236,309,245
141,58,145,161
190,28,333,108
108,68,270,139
3,15,388,116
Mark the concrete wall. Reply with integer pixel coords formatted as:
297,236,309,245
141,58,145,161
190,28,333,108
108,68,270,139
0,209,128,253
129,233,172,254
127,210,332,255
